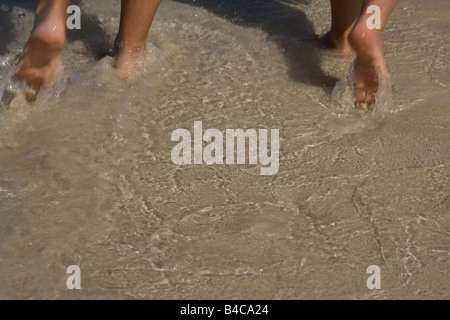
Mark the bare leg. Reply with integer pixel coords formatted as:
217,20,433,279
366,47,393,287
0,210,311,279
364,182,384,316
348,0,399,104
114,0,162,79
15,0,69,88
326,0,362,55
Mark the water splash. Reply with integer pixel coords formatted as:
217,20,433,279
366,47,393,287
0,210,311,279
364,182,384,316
332,61,394,119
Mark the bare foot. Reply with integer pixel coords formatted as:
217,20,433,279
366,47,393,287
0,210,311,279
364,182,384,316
15,18,66,88
113,50,143,80
318,31,353,57
348,23,389,104
113,42,146,80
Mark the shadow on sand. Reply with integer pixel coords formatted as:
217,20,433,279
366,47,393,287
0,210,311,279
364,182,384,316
172,0,337,89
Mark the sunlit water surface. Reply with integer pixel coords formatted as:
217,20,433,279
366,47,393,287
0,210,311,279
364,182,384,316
0,0,448,299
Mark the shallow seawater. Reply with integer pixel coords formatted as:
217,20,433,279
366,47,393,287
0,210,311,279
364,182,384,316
0,0,449,299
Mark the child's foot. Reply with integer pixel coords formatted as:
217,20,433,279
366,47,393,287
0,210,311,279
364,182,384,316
348,23,389,104
113,43,146,80
319,31,353,56
15,18,66,88
113,50,142,80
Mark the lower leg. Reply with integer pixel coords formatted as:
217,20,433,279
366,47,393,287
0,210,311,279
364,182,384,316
348,0,399,104
15,0,69,88
327,0,362,54
114,0,162,79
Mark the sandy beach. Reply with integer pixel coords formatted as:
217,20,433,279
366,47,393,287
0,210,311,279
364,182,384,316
0,0,448,299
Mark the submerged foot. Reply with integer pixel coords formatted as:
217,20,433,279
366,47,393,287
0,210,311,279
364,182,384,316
113,41,147,80
15,18,65,89
348,23,389,105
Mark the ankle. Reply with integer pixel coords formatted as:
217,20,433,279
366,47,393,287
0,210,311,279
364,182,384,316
331,33,352,53
31,18,66,52
348,22,384,64
114,36,147,55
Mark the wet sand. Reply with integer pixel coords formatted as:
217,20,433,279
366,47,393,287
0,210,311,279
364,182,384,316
0,0,449,299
